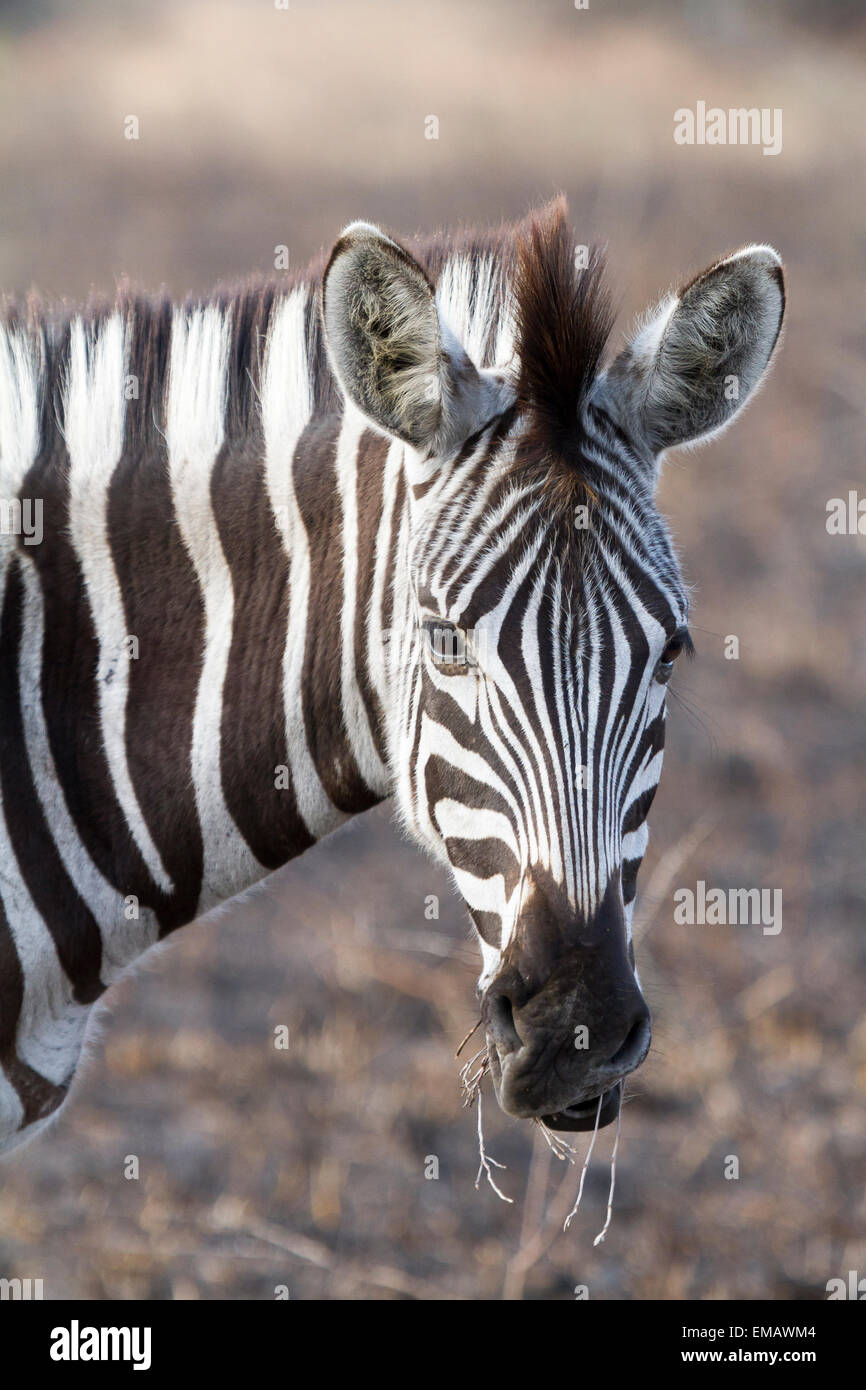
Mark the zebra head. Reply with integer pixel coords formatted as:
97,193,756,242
323,201,784,1131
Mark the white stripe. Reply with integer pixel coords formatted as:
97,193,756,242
417,714,523,849
433,799,520,862
551,580,581,907
368,437,403,716
451,864,518,926
576,582,602,907
64,313,174,895
166,303,265,909
335,407,389,791
261,289,344,838
493,277,517,371
625,748,665,813
0,1067,24,1144
436,254,499,366
622,820,649,866
520,558,566,886
0,322,40,490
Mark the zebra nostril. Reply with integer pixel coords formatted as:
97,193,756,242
603,1010,652,1075
484,989,523,1060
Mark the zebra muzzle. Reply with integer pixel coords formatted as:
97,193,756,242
480,878,652,1129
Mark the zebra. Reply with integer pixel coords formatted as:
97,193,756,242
0,197,784,1155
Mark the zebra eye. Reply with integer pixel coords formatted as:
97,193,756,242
656,630,689,684
422,618,471,674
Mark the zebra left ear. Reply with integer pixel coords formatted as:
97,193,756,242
603,246,785,459
322,221,488,452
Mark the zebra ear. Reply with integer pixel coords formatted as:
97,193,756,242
604,246,785,458
322,221,479,450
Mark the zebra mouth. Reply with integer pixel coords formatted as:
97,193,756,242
541,1088,620,1133
483,1025,623,1132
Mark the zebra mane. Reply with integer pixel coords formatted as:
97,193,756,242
512,199,614,483
0,199,613,486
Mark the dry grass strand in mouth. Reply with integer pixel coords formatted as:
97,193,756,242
561,1082,625,1243
460,1025,625,1237
592,1082,623,1246
455,1016,483,1059
536,1119,578,1164
459,1046,489,1107
474,1087,514,1204
460,1025,511,1204
563,1092,605,1231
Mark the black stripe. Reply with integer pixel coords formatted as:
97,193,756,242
0,557,103,1004
213,437,314,868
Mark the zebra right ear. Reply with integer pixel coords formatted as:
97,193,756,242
602,246,785,461
322,222,485,451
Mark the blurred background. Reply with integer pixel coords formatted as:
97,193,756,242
0,0,863,1300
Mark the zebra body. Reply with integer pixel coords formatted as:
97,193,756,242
0,200,784,1152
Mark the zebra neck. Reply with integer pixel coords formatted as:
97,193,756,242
3,392,406,960
0,297,421,1148
152,400,406,920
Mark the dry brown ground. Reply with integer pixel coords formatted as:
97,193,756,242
0,0,863,1299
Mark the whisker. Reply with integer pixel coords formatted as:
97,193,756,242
667,684,717,751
